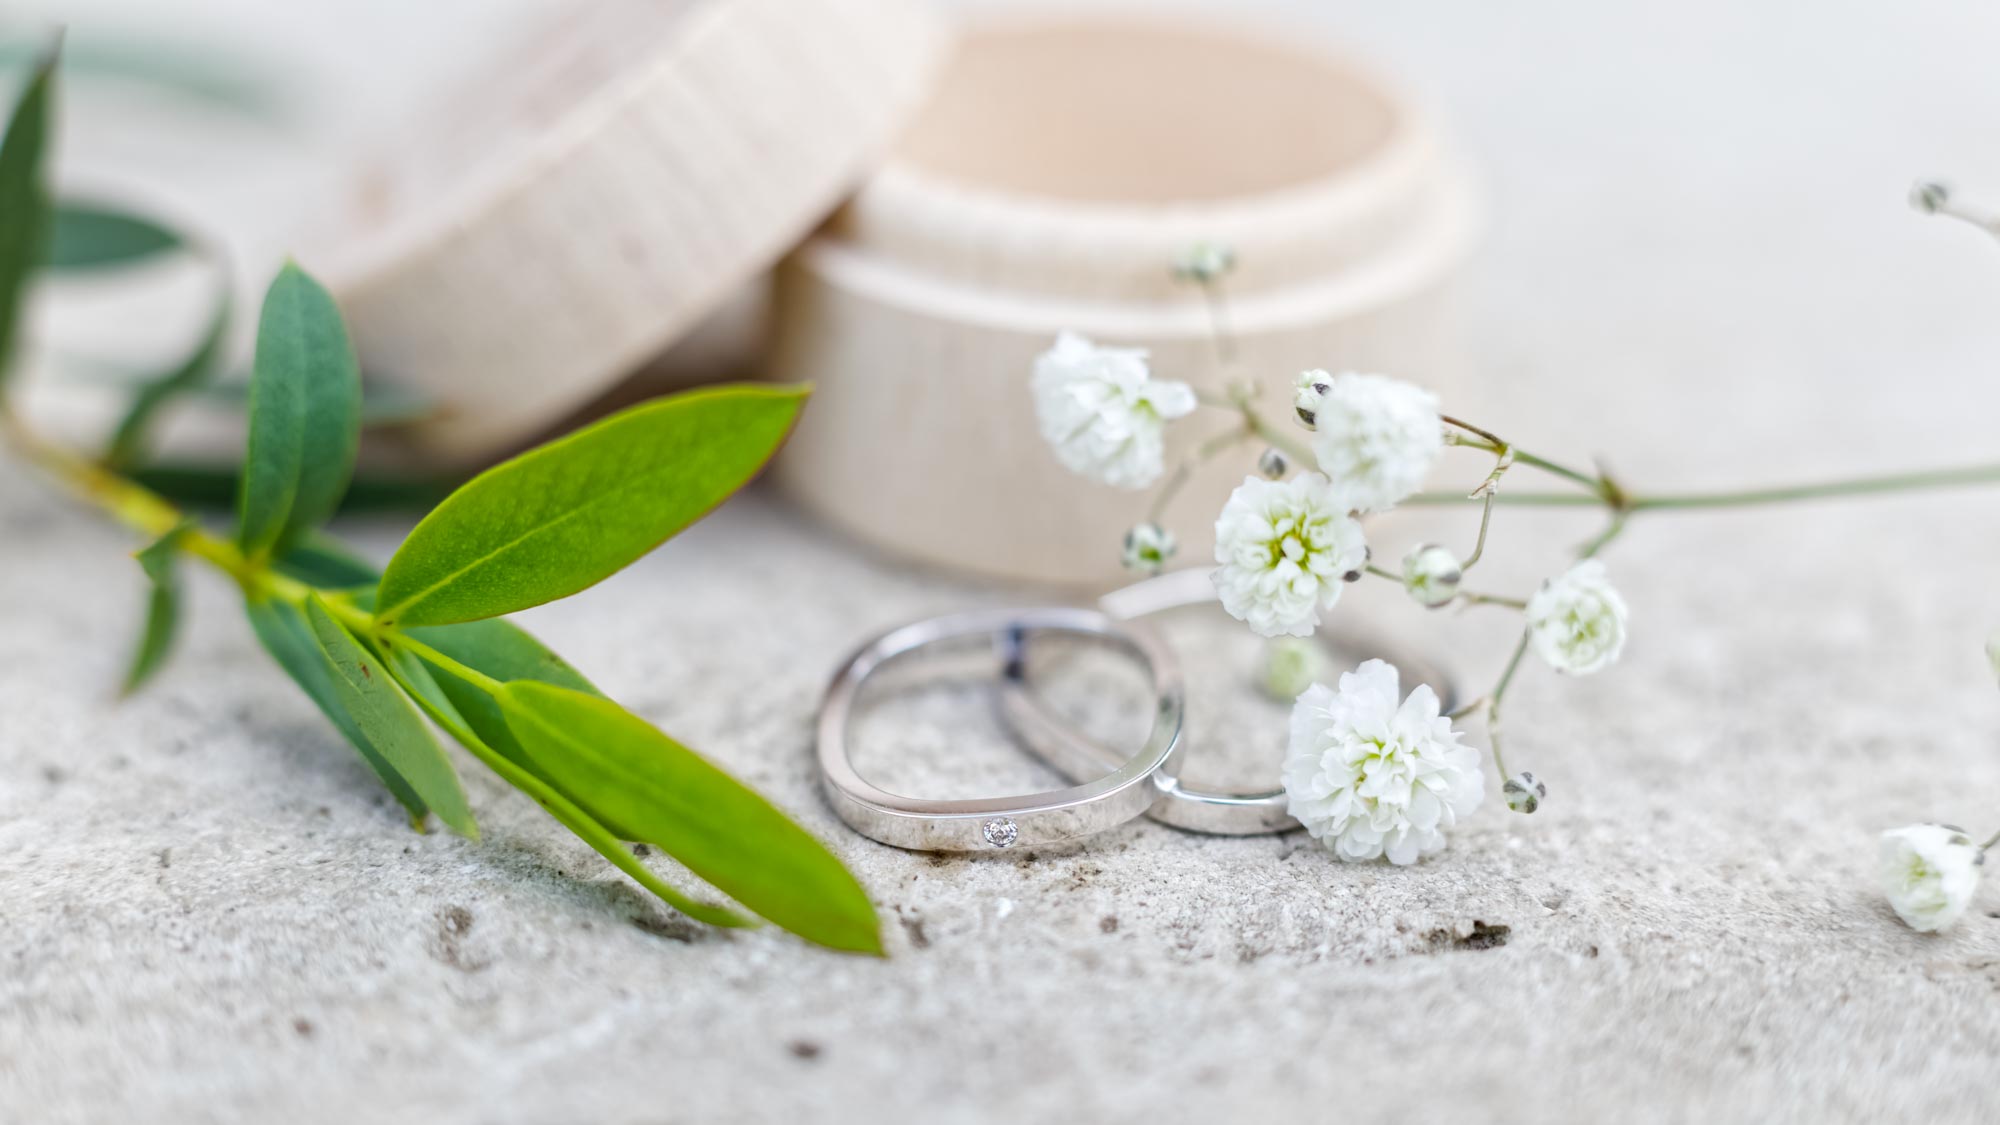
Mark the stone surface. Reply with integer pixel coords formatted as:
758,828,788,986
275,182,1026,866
8,0,2000,1122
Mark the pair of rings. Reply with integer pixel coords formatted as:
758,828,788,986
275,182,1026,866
815,568,1457,852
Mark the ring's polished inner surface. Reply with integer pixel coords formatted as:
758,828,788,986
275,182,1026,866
998,568,1459,836
817,607,1186,852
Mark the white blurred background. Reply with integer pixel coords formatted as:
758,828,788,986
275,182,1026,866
10,0,2000,478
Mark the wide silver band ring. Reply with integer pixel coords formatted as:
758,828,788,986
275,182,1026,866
817,606,1187,852
997,568,1460,836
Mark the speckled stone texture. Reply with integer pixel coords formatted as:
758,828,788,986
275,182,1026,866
8,0,2000,1121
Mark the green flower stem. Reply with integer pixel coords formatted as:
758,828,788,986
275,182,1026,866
1245,412,1313,468
1461,489,1498,569
1406,462,2000,513
1476,628,1534,779
1148,422,1252,522
5,403,760,931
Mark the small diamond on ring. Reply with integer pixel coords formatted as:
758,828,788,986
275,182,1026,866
981,818,1019,848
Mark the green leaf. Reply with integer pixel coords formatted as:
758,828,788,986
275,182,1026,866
368,638,753,931
301,595,475,838
244,594,430,826
135,463,456,514
104,291,229,468
272,532,381,590
48,201,182,271
374,384,808,627
236,263,360,560
121,521,190,695
400,617,640,833
497,682,881,953
0,45,56,386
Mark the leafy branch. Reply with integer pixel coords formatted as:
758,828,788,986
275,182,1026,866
0,48,881,954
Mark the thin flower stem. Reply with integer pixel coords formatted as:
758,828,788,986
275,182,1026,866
1577,510,1630,559
1482,628,1535,779
1460,592,1529,610
1443,415,1603,493
1246,413,1314,469
1403,461,2000,513
1148,424,1252,521
1980,827,2000,853
1461,490,1498,569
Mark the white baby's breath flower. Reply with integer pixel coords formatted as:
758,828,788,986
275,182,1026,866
1031,332,1196,489
1526,559,1628,675
1402,543,1463,608
1211,473,1368,638
1293,370,1331,430
1878,824,1982,933
1170,241,1236,284
1121,522,1176,573
1305,371,1444,513
1284,659,1485,864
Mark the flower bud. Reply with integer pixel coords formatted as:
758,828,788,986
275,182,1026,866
1121,522,1177,573
1257,447,1288,480
1292,370,1331,430
1170,242,1236,285
1258,636,1331,701
1401,544,1463,608
1910,179,1951,214
1502,771,1546,814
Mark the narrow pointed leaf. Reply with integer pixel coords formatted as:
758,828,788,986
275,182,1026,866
301,595,475,838
497,682,881,953
236,263,360,559
367,643,752,931
48,201,181,271
244,594,430,826
374,384,808,627
0,46,56,385
121,521,190,695
104,291,229,468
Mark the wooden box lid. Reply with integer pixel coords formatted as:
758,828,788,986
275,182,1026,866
308,0,950,462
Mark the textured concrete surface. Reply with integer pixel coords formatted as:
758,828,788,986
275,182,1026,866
9,0,2000,1122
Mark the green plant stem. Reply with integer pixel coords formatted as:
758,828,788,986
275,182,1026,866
1479,628,1534,778
1404,462,2000,512
1980,827,1999,853
1461,592,1528,610
1149,422,1252,522
4,404,761,929
1461,490,1498,569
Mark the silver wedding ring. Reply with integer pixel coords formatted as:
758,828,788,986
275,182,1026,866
814,572,1456,850
817,606,1186,851
1001,568,1459,836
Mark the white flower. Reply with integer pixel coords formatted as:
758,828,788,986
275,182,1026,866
1121,522,1176,573
1293,370,1330,430
1211,473,1368,638
1283,659,1485,864
1305,371,1444,513
1170,241,1236,284
1526,559,1628,675
1878,824,1982,933
1031,332,1196,488
1401,543,1463,608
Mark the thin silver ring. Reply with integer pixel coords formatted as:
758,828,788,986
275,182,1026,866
817,606,1186,852
998,568,1459,836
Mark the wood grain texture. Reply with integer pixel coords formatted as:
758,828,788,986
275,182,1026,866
768,13,1481,586
315,0,951,463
